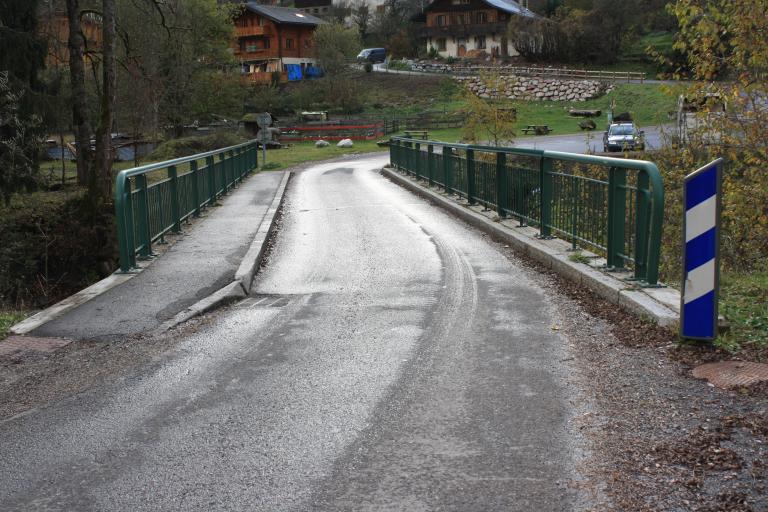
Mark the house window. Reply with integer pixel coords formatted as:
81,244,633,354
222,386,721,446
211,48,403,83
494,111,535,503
475,36,486,49
304,38,311,49
437,38,447,51
456,14,465,25
242,38,269,52
285,38,294,49
436,15,447,26
476,12,488,24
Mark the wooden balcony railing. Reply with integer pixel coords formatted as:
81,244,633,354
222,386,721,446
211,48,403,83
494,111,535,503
235,25,272,37
242,71,287,84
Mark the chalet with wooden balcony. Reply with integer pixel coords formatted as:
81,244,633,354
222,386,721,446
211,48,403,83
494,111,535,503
233,3,325,84
422,0,538,59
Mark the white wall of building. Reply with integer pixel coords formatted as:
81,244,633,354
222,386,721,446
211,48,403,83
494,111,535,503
426,34,518,59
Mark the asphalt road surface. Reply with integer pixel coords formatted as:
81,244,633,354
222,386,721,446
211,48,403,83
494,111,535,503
0,156,584,511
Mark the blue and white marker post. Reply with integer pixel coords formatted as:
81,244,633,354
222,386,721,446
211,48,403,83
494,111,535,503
681,158,723,341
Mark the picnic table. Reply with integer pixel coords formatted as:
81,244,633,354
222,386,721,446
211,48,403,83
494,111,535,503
404,129,429,139
521,125,553,136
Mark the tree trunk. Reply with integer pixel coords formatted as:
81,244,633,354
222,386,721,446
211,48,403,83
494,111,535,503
66,0,92,186
95,0,117,200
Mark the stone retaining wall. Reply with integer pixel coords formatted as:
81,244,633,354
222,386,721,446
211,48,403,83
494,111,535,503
456,75,612,102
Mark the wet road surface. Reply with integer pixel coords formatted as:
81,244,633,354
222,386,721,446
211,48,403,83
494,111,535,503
0,156,582,511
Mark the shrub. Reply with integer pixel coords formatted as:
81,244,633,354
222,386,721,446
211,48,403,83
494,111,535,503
654,146,768,285
364,62,373,73
0,192,117,307
149,132,249,161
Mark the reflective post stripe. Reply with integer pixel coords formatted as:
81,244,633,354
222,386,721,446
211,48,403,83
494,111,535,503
681,159,722,341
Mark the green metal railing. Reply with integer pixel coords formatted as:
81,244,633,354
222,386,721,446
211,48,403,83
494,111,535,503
115,141,259,272
390,137,665,286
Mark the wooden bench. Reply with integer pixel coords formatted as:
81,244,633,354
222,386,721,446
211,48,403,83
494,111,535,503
521,125,553,136
404,130,429,139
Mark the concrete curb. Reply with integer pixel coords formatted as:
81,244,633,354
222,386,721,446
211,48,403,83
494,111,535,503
235,171,291,293
160,171,292,332
381,167,680,328
159,281,248,331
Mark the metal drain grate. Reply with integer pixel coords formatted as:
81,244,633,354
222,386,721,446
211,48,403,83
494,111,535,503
235,296,291,309
692,361,768,389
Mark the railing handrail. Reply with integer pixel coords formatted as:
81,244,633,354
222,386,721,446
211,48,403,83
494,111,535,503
389,137,664,285
392,137,545,157
115,140,256,182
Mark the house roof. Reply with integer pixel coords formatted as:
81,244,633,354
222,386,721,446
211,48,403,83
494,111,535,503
244,3,326,26
484,0,539,17
425,0,538,18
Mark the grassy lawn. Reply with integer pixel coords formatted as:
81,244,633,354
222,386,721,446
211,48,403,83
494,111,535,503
570,31,675,79
390,83,675,144
718,270,768,355
262,140,386,170
0,311,27,341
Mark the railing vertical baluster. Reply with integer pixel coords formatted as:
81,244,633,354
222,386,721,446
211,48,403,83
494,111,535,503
496,152,506,218
207,155,216,204
136,174,152,258
606,167,627,269
572,176,579,250
634,172,650,281
443,146,452,193
191,160,201,217
466,149,476,205
220,153,228,194
415,143,421,179
539,157,553,238
406,142,414,176
169,165,181,233
427,145,434,187
116,178,134,272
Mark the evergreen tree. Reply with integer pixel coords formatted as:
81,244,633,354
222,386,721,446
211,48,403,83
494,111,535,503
0,0,47,104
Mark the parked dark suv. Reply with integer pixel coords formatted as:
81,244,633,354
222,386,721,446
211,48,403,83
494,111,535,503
357,48,386,64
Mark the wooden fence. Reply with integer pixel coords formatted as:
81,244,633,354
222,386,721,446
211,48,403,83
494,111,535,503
444,66,645,83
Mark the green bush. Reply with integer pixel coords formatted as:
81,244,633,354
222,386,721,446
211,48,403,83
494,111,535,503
364,62,373,73
0,192,117,308
1,310,27,341
149,132,249,161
